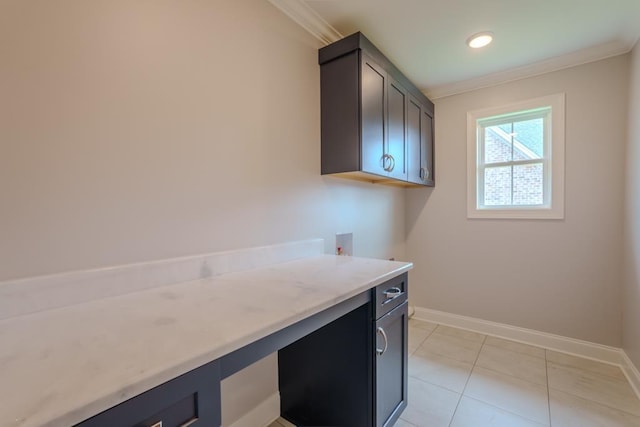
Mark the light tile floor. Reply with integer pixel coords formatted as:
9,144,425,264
269,319,640,426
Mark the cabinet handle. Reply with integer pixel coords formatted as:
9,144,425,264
419,167,430,181
383,287,402,300
376,326,388,356
381,154,395,172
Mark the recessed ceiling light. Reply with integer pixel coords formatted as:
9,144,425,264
467,32,494,49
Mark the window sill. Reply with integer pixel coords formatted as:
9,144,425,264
467,207,564,220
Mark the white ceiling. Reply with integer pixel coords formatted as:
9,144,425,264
270,0,640,98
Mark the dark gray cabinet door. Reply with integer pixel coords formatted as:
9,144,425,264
361,54,387,176
407,96,435,185
407,97,423,184
375,301,408,427
387,78,407,180
422,108,434,186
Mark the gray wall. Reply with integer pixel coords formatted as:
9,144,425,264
623,42,640,368
406,55,629,346
0,0,406,282
0,0,406,424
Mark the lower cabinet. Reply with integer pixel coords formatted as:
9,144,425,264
279,274,409,427
75,360,221,427
375,302,408,427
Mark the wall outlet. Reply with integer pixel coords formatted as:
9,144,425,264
336,232,353,256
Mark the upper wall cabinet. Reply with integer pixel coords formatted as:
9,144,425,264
319,32,435,187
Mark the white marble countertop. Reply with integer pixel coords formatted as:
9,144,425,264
0,254,412,427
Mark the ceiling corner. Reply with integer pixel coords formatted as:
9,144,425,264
425,39,634,100
267,0,343,45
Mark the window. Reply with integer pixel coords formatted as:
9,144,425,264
467,93,565,219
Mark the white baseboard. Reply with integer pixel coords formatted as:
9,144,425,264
414,306,640,400
621,351,640,399
228,392,280,427
413,307,624,366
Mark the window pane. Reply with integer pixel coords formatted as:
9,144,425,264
513,163,543,205
484,125,512,164
513,118,543,160
484,166,511,206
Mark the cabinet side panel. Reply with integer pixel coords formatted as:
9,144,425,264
321,52,360,174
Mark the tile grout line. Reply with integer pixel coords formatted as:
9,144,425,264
409,321,437,356
546,362,640,419
481,339,546,360
453,332,552,426
446,332,488,427
469,343,548,384
403,320,440,427
422,324,437,343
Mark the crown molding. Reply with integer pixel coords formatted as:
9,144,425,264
425,39,634,99
267,0,343,45
268,1,637,100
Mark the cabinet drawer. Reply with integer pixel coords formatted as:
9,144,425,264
76,360,221,427
134,394,196,427
373,273,408,320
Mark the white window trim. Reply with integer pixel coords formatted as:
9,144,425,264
466,93,565,219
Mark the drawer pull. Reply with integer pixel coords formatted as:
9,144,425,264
376,327,388,356
383,287,401,299
382,287,403,304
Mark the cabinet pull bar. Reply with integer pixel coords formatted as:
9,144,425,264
376,327,388,356
382,287,404,305
383,287,402,299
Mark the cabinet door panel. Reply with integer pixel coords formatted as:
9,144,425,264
387,79,407,180
375,302,408,427
422,109,434,186
407,98,422,184
361,55,386,175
